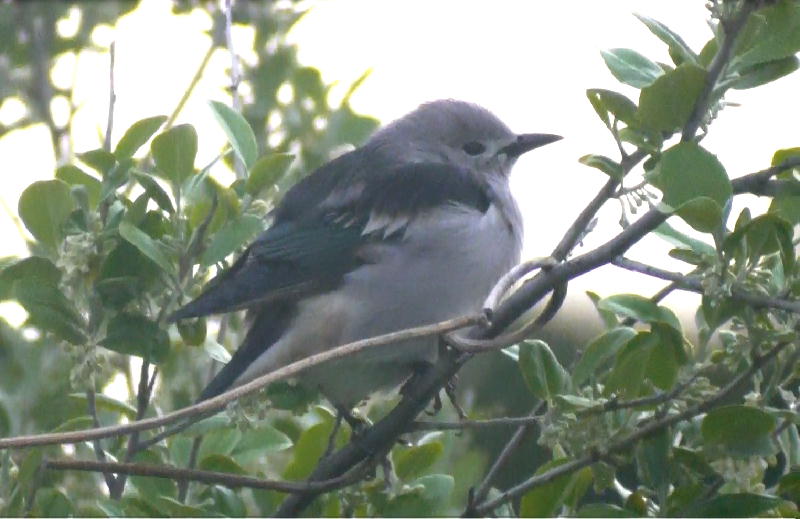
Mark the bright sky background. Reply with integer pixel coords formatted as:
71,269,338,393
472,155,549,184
1,0,798,328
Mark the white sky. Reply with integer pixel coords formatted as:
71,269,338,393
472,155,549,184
1,0,798,328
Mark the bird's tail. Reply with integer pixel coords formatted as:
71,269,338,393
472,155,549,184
197,303,295,402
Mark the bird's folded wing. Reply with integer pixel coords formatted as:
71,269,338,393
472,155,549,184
169,161,489,322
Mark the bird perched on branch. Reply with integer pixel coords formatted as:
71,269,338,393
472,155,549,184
170,99,561,409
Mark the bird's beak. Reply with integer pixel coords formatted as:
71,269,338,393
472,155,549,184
501,133,562,157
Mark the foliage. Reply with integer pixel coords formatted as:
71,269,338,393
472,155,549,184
1,1,799,517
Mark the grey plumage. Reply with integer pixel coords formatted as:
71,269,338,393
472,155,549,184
170,99,561,407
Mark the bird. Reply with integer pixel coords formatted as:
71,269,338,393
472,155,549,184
170,99,561,409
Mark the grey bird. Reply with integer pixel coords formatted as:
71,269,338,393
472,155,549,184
170,99,561,408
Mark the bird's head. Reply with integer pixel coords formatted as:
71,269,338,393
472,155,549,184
368,99,561,176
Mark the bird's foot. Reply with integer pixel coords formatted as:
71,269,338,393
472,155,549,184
445,374,468,420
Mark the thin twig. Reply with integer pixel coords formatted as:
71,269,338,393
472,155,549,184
467,401,546,512
0,315,484,450
224,0,246,180
85,389,117,492
612,257,800,314
110,360,153,499
165,43,215,130
103,42,116,152
474,339,793,515
44,458,369,494
575,375,698,417
410,415,542,432
681,3,755,143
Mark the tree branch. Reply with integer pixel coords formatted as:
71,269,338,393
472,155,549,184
0,315,484,450
44,458,369,494
473,339,793,515
612,257,800,314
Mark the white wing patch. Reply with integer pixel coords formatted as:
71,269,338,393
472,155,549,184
362,211,410,238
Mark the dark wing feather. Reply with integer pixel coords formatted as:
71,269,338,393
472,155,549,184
169,156,489,322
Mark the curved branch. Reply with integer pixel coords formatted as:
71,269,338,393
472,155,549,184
0,315,483,450
45,458,369,493
473,339,793,514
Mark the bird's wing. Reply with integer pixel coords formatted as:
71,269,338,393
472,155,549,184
169,159,489,322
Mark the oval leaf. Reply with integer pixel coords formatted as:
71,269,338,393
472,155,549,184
18,180,75,248
601,48,664,88
56,165,101,208
579,154,623,179
246,153,294,195
573,326,637,385
210,100,258,169
638,64,707,132
519,339,569,400
200,214,264,266
650,142,731,232
101,312,170,363
151,124,197,184
702,405,777,457
114,115,167,159
118,220,174,275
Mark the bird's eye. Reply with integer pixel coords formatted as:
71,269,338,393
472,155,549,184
462,141,486,155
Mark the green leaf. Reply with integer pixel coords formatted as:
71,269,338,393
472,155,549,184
151,124,197,184
601,48,664,88
33,488,74,518
383,474,454,517
605,331,658,397
519,458,573,517
284,421,336,480
246,153,294,196
114,115,167,159
770,194,800,224
233,423,293,464
176,317,206,346
573,327,637,385
55,165,101,209
586,89,639,127
0,256,60,297
597,294,664,324
638,64,707,132
650,142,731,232
702,405,777,457
690,493,783,517
130,450,176,500
49,415,94,433
180,415,231,436
738,0,800,66
210,100,258,169
636,427,670,495
118,220,174,275
78,149,116,176
653,221,716,257
155,497,206,518
779,470,800,502
200,214,264,266
132,170,174,214
197,425,242,460
394,441,444,481
198,454,246,475
733,55,800,89
13,277,86,344
578,503,636,517
771,146,800,167
586,290,618,329
579,154,623,180
100,312,170,363
634,14,698,65
67,393,137,419
519,340,569,400
18,180,75,248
